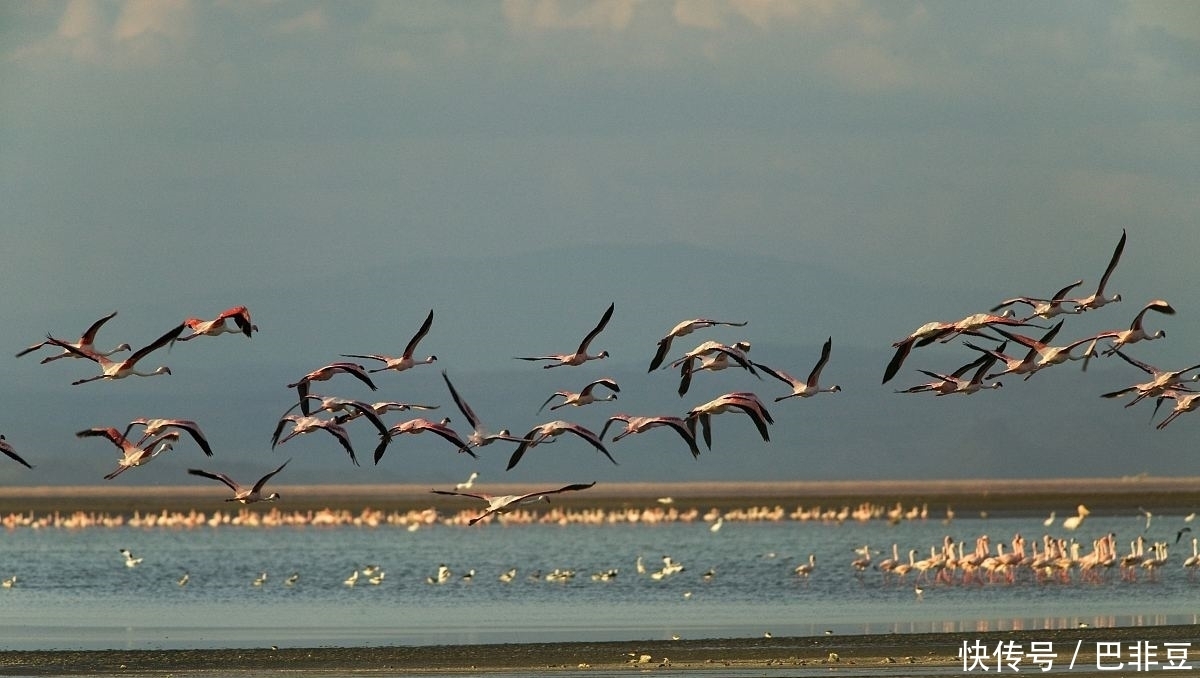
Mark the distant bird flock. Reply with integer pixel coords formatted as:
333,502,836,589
3,230,1198,524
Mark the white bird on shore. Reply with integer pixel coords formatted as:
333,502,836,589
1062,505,1090,530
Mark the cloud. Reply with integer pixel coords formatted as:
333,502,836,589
503,0,639,31
272,7,328,35
112,0,192,43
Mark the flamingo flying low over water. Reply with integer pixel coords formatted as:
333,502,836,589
506,420,615,470
121,418,214,457
47,322,185,385
1070,228,1126,313
287,362,378,415
516,302,614,368
752,337,841,402
686,392,774,450
538,378,620,413
647,318,748,372
77,428,180,480
599,414,701,459
378,417,475,464
431,482,597,525
16,310,130,364
0,435,32,469
441,370,527,448
342,309,438,374
187,459,290,503
271,415,362,466
178,306,257,341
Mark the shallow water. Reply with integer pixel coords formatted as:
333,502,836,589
0,513,1196,650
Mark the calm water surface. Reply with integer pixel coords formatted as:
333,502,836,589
1,513,1196,650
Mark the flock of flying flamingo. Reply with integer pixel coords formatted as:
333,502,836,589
2,228,1197,523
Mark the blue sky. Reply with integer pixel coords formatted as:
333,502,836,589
2,1,1198,488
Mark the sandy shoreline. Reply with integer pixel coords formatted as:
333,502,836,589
4,476,1200,518
2,626,1198,676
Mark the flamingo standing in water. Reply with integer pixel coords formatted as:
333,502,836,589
0,435,32,469
379,417,475,464
47,322,185,385
342,309,438,374
287,362,378,415
516,302,614,368
647,318,748,372
187,459,290,504
16,310,130,364
506,420,615,470
685,392,774,450
1071,228,1126,313
431,482,596,525
441,370,527,448
538,378,620,413
599,414,701,459
121,418,214,457
178,305,257,340
752,337,841,401
77,427,180,480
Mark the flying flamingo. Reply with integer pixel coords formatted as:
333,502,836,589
599,414,701,459
441,370,527,448
674,341,758,396
990,327,1102,379
378,417,475,464
431,482,596,526
342,309,438,374
287,362,378,415
1154,390,1200,430
1099,349,1200,408
277,396,392,446
16,310,130,364
506,420,615,470
76,427,180,480
538,378,620,413
271,415,362,466
647,318,748,372
516,302,614,368
1071,228,1126,312
901,348,1003,396
0,435,32,469
187,459,290,503
685,391,774,450
1089,299,1176,359
121,418,214,457
881,310,1035,384
962,321,1064,379
178,305,257,340
752,337,841,401
47,322,185,385
990,280,1083,321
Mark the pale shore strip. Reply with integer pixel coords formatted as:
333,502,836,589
1,626,1198,676
4,475,1200,514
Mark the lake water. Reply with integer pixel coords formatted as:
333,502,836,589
1,512,1196,651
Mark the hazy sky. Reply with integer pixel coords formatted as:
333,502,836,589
2,1,1198,489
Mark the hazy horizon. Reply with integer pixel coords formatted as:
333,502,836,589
3,1,1198,487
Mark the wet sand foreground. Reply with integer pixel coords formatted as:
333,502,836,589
2,626,1198,676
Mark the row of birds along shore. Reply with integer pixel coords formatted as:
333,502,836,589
3,228,1198,523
